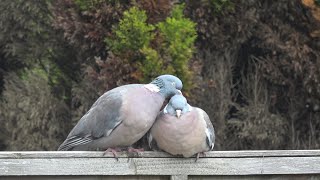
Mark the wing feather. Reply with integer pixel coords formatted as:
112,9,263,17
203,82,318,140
197,108,215,150
58,135,92,151
57,85,138,151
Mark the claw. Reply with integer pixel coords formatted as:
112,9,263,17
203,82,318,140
103,147,122,161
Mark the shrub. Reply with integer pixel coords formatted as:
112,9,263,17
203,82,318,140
109,6,155,53
228,62,287,150
209,0,234,13
74,0,126,11
139,46,175,82
0,72,70,150
157,4,197,90
108,4,197,90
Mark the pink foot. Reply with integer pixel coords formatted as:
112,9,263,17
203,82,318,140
126,147,144,158
127,147,144,153
103,147,122,161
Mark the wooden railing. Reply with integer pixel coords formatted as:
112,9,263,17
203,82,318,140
1,150,320,179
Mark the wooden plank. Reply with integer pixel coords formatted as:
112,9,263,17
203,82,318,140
1,156,320,176
189,175,320,180
1,175,320,180
171,175,188,180
0,176,170,180
1,175,319,180
1,150,320,159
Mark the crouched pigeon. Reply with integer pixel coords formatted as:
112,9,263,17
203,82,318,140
149,94,215,158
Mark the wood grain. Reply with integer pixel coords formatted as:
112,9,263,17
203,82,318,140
189,175,320,180
1,150,320,159
1,175,319,180
1,156,320,175
1,150,320,179
0,176,170,180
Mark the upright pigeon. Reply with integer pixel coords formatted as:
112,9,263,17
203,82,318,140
149,94,215,158
58,75,182,151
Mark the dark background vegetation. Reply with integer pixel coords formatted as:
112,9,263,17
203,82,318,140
0,0,319,151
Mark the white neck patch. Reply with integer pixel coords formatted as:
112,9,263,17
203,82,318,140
144,84,160,93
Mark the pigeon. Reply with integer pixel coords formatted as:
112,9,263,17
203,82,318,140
58,75,183,152
148,94,215,158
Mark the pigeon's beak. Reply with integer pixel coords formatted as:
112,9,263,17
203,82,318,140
176,110,182,118
177,90,182,95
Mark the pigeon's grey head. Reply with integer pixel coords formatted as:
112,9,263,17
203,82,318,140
151,74,183,99
165,94,191,118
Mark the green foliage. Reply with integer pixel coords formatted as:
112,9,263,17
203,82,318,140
1,0,319,152
207,0,234,13
19,61,66,88
139,47,175,82
157,4,197,89
107,4,196,90
0,0,52,68
74,0,104,10
0,0,74,99
109,7,155,52
74,0,124,11
0,72,70,150
0,0,75,150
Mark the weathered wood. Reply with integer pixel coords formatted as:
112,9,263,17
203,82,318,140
1,150,320,179
189,175,320,180
1,153,320,176
1,150,320,159
0,176,170,180
1,175,319,180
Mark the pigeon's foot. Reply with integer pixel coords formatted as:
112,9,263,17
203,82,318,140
127,147,144,153
126,147,144,158
103,147,122,161
195,152,206,162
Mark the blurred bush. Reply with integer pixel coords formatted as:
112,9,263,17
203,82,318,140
1,0,320,151
0,71,70,150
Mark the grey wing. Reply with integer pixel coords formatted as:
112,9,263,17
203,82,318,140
199,108,215,150
58,87,125,151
